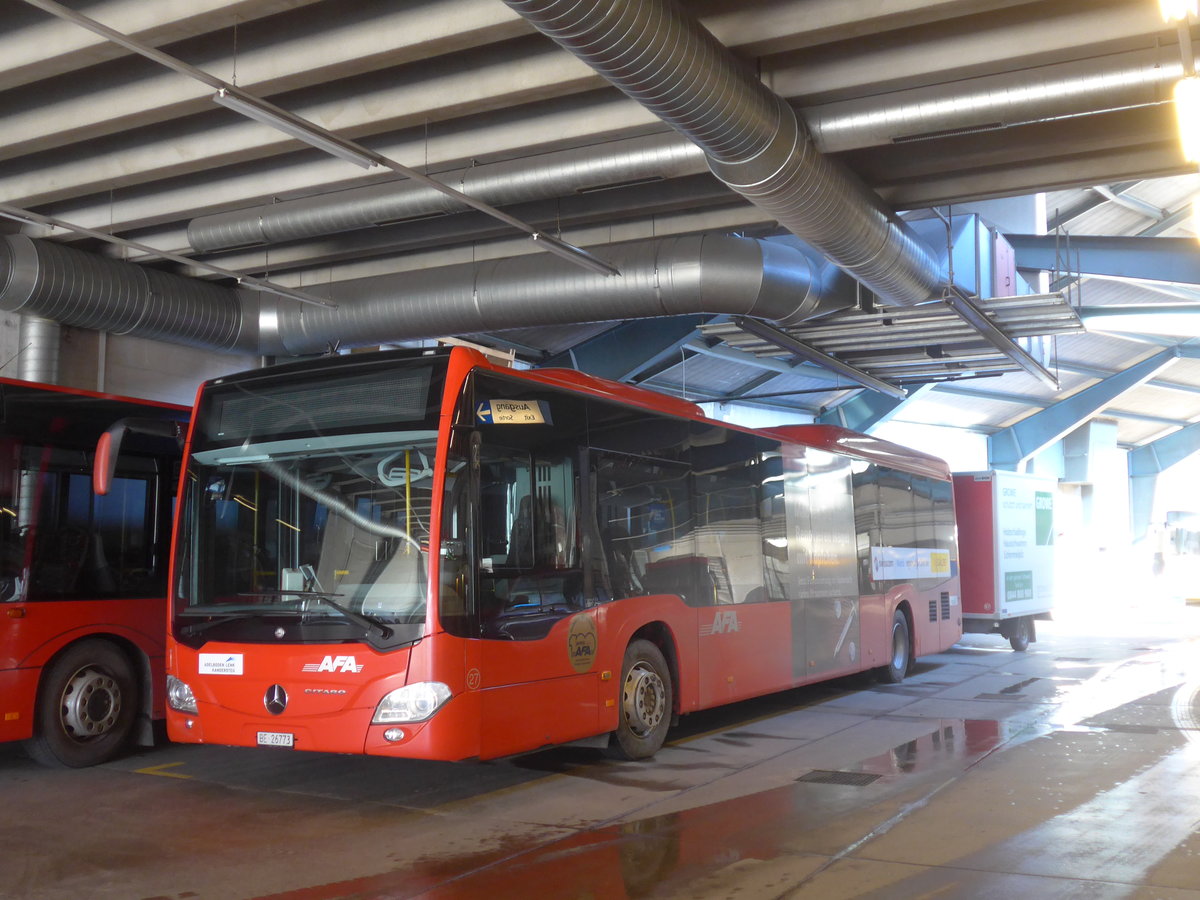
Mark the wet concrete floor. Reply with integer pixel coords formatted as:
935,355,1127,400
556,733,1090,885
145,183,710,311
4,600,1200,899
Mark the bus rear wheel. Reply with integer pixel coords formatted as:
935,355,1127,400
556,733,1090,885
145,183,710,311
877,609,911,684
25,640,138,768
606,639,672,761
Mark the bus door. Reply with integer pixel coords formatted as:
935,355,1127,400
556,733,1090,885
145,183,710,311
787,448,861,679
465,440,600,758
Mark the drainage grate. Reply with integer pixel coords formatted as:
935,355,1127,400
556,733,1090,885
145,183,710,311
796,770,882,787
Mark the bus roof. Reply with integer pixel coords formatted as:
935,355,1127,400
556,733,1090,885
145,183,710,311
763,424,952,481
0,376,189,412
201,348,949,480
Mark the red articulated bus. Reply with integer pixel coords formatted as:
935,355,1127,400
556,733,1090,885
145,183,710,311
0,379,186,767
166,347,961,761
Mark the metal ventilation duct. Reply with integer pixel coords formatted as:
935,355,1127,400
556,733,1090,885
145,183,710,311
504,0,944,307
0,235,248,351
188,133,708,253
260,234,841,355
0,233,845,357
16,315,60,384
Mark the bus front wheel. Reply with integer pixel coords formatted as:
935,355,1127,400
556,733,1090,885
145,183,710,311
26,639,138,768
606,639,672,761
877,609,911,685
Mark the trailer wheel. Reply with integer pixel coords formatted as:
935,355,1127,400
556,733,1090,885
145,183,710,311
1005,616,1032,652
25,639,138,768
605,639,672,761
877,609,911,684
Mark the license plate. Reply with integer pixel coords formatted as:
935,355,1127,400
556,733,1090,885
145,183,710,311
257,731,294,747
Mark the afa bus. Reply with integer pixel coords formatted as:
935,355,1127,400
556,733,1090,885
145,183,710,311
0,380,186,767
166,347,961,761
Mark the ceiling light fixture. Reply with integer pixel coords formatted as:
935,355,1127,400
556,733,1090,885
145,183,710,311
1175,76,1200,161
1162,0,1198,23
213,89,376,170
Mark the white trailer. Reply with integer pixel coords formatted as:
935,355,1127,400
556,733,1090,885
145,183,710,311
953,470,1057,651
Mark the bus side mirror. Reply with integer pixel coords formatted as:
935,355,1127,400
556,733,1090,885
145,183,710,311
94,418,183,495
94,425,126,496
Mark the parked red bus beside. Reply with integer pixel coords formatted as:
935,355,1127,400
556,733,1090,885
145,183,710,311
0,379,186,767
166,347,961,761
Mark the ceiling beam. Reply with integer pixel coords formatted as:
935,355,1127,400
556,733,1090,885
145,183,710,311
540,316,706,382
988,347,1182,469
1129,421,1200,476
1010,233,1200,285
816,383,932,432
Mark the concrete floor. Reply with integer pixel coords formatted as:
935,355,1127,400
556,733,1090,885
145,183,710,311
4,596,1200,899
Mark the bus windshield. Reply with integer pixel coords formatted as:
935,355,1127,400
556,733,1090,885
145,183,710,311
175,356,448,650
178,433,436,648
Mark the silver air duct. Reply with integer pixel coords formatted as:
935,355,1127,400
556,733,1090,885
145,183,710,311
0,235,250,351
17,315,60,384
188,133,708,254
0,233,845,357
503,0,943,307
263,235,840,356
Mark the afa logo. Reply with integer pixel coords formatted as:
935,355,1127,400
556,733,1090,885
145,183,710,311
567,614,598,673
302,655,364,673
700,609,740,636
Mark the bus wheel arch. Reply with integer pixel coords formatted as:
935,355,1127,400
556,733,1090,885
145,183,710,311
25,637,141,768
605,626,676,761
877,602,913,685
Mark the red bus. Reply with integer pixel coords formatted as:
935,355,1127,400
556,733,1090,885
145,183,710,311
166,347,961,760
0,379,186,767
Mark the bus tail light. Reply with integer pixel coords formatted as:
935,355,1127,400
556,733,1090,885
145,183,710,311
167,674,198,715
372,682,451,724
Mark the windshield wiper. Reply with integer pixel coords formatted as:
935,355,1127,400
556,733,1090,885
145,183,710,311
177,609,302,638
239,589,393,640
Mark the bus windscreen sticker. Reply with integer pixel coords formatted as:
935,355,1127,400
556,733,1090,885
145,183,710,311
199,653,244,675
475,400,552,425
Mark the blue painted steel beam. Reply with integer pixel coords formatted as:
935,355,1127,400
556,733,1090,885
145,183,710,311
988,347,1181,470
1124,418,1200,542
540,315,705,381
817,384,932,432
1009,233,1200,285
1129,420,1200,476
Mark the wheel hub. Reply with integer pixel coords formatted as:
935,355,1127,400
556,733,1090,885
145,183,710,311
60,667,121,739
622,662,665,737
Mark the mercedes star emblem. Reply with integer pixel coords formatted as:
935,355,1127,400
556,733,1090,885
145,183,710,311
264,684,288,715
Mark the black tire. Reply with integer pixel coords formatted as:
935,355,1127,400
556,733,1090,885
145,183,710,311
605,639,672,761
1006,616,1031,652
877,608,911,684
25,639,138,768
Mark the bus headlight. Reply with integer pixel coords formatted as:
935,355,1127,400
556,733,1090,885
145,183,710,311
167,674,198,714
372,682,451,724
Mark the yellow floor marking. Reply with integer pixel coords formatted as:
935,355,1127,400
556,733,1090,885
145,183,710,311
135,761,193,779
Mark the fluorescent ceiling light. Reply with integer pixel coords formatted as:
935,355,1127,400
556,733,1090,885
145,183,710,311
1175,77,1200,162
1162,0,1198,22
1079,304,1200,337
213,89,376,169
